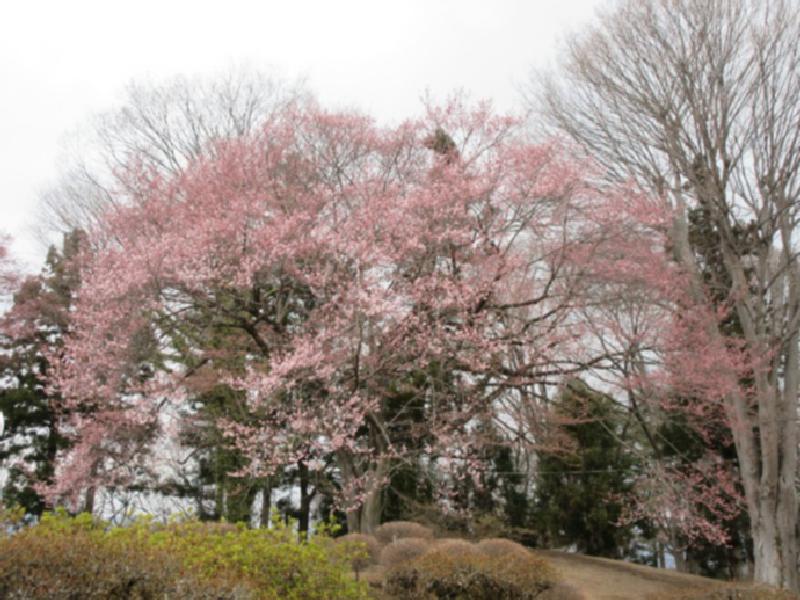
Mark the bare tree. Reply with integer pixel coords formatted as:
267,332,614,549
37,66,309,238
533,0,800,589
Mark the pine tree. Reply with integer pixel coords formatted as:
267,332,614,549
0,231,82,515
532,379,634,557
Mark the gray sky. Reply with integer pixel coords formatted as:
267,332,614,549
0,0,600,272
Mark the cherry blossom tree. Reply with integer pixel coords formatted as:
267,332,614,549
573,189,747,565
51,100,610,533
45,94,764,551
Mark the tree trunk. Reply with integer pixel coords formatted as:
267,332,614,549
730,304,799,590
671,203,800,591
656,541,665,569
750,490,799,590
358,484,383,535
730,378,798,590
338,450,388,534
82,460,99,515
196,487,206,520
345,506,359,534
260,478,272,528
342,483,383,534
83,485,95,515
672,544,687,573
298,462,314,539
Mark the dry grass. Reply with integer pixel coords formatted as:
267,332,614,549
541,550,735,600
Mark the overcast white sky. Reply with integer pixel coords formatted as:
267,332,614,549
0,0,601,272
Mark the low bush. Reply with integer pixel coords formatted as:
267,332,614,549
375,520,434,544
0,509,370,600
0,513,242,599
380,537,431,567
384,545,558,599
128,517,370,600
334,533,381,579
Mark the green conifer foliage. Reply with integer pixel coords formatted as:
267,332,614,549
0,231,82,514
533,379,633,557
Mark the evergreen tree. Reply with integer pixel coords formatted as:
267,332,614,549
0,231,82,515
380,368,435,524
181,384,261,523
532,379,633,557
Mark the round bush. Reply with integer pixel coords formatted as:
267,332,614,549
335,533,381,572
477,537,530,558
380,537,431,567
384,546,558,600
374,521,434,544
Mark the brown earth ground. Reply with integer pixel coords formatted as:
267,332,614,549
539,551,726,600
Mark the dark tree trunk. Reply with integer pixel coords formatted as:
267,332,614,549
298,462,314,539
260,477,272,528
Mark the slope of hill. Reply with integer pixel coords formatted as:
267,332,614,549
540,551,725,600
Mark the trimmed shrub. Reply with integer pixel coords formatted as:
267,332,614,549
0,510,370,600
384,546,558,599
334,533,381,578
0,515,243,599
375,521,434,544
380,537,432,567
477,537,530,558
138,518,370,600
361,565,387,589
